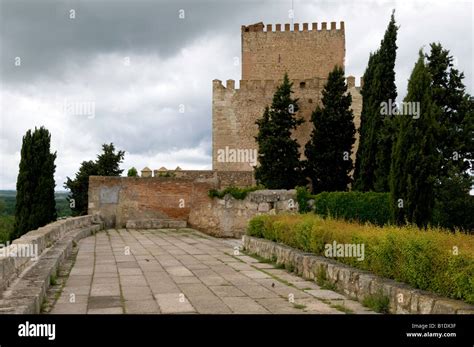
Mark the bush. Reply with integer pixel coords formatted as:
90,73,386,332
314,191,391,226
296,186,313,213
247,214,474,304
208,186,263,200
127,167,138,177
0,215,14,244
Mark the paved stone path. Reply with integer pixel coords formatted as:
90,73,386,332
50,229,375,314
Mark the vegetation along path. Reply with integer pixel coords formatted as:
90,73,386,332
47,228,375,314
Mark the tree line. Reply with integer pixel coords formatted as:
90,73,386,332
12,133,124,239
254,11,473,229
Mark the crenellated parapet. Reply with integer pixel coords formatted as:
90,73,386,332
213,76,361,97
241,21,345,81
241,21,345,32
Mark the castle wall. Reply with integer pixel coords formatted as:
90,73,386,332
212,78,362,171
242,22,345,80
213,21,362,172
88,171,255,228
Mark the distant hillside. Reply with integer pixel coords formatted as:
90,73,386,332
0,190,72,217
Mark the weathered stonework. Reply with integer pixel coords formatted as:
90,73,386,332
0,215,104,313
213,21,362,171
243,235,474,314
189,189,298,237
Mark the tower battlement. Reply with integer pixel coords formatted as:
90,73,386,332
241,21,345,81
212,21,361,172
241,21,345,32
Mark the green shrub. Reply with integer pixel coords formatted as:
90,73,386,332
314,191,391,226
246,214,474,304
208,186,263,200
0,215,14,244
127,167,138,177
296,186,314,213
362,292,390,313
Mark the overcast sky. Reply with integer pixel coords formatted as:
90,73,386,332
0,0,472,190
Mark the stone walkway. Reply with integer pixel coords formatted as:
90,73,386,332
50,229,375,314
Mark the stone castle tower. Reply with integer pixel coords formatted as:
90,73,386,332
212,21,362,171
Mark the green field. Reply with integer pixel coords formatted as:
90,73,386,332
0,190,72,243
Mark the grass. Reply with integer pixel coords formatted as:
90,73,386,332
293,303,306,310
330,303,354,314
316,270,337,291
362,292,390,313
49,273,57,286
208,185,263,200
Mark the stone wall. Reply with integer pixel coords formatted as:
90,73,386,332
241,22,345,81
243,236,474,314
88,176,209,228
0,215,103,313
189,190,297,238
212,78,362,171
88,176,296,238
88,172,255,229
213,21,361,172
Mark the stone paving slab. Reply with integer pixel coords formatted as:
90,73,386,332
49,228,375,314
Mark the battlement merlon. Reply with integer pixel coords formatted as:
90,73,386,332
212,76,361,94
241,21,345,33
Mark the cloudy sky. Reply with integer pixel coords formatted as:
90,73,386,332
0,0,472,190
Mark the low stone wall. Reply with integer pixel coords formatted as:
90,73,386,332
243,235,474,314
189,190,297,237
0,215,104,314
89,173,296,237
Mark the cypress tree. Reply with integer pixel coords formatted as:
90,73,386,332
389,51,440,227
426,43,474,230
13,127,57,239
354,11,398,192
304,66,355,193
254,73,304,189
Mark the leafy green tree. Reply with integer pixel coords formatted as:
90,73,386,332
354,11,398,192
254,73,304,189
127,167,138,177
65,143,125,216
13,127,57,239
425,43,474,230
304,66,355,193
390,51,440,228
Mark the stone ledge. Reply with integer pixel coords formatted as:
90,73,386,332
125,219,187,229
0,223,102,314
0,215,103,293
243,235,474,314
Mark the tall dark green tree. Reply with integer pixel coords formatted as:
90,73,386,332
354,10,398,192
13,127,57,239
304,66,355,193
65,143,125,216
254,73,304,189
426,43,474,230
389,51,440,228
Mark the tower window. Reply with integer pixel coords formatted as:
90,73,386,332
300,82,306,88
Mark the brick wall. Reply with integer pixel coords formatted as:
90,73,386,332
88,172,255,228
